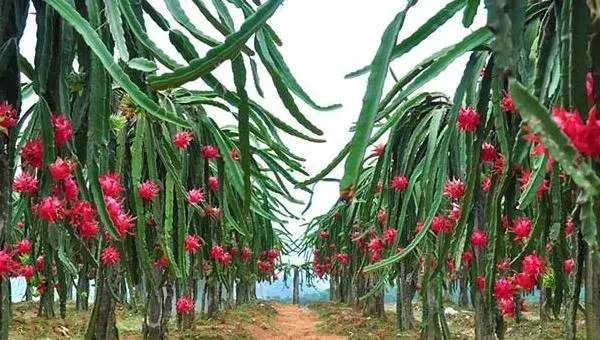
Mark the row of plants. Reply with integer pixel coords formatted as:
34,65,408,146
0,0,337,339
302,1,600,339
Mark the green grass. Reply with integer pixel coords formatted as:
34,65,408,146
310,300,587,340
8,300,277,340
309,302,419,339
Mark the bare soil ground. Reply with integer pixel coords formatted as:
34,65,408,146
8,299,587,339
8,300,263,339
247,302,343,340
310,301,587,340
8,300,342,340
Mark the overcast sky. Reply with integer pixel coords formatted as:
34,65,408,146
257,1,485,263
20,1,486,264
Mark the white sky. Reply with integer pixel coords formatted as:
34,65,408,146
260,1,485,263
20,1,486,264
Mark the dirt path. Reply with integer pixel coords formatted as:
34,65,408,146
247,302,345,340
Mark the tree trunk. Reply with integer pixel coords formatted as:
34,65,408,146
421,273,451,340
361,275,384,318
459,277,469,307
539,287,552,321
66,281,73,301
348,276,357,306
39,244,55,317
249,281,256,300
201,280,207,313
85,265,119,340
0,281,10,340
57,265,69,319
236,279,255,304
443,277,452,302
422,282,438,340
339,275,349,303
76,272,90,311
566,230,585,340
164,280,174,326
218,284,223,310
217,283,227,310
206,279,220,316
396,262,416,332
142,270,173,340
494,309,505,340
585,247,600,340
236,279,250,305
226,282,234,309
179,277,196,331
363,292,384,318
0,1,29,338
292,267,300,305
132,284,144,313
25,284,32,302
474,285,495,340
473,187,495,339
329,275,341,302
120,280,128,304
